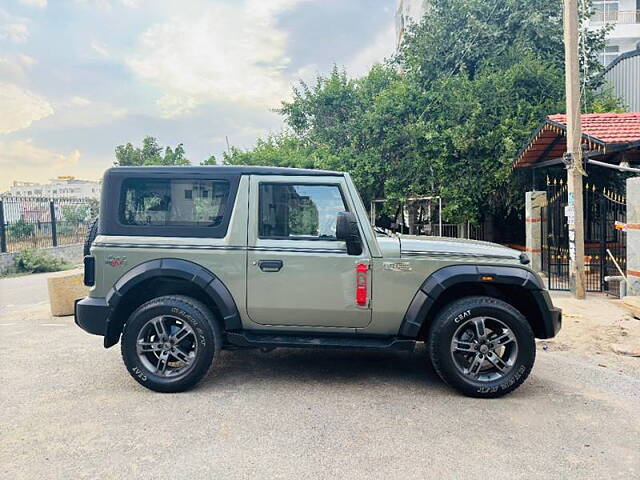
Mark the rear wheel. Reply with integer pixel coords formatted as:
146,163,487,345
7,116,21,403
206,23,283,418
121,295,221,392
428,296,535,398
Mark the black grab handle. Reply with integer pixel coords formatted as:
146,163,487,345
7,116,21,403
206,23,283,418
258,260,283,272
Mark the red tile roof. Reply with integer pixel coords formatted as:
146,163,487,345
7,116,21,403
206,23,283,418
515,113,640,168
548,113,640,144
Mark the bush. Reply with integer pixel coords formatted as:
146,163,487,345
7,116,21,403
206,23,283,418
8,218,35,239
14,248,71,273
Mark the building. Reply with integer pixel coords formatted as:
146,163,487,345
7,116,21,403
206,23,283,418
604,48,640,110
589,0,640,65
395,0,428,47
7,176,101,199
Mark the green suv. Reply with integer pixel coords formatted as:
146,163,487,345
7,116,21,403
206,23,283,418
75,166,561,397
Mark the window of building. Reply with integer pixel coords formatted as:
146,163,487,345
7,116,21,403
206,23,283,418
120,179,230,227
592,1,619,23
258,183,347,239
599,44,620,65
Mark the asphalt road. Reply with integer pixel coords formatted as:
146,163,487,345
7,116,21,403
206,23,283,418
0,272,50,314
1,303,639,479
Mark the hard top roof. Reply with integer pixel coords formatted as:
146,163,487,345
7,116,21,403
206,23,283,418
106,165,343,177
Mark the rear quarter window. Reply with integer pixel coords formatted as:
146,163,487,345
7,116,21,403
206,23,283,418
99,172,240,238
120,179,230,227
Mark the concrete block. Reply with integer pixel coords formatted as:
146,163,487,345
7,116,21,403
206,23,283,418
47,268,88,316
622,296,640,319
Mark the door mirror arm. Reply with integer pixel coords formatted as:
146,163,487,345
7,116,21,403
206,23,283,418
336,211,363,255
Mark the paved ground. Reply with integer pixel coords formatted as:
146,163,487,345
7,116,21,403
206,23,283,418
0,272,50,314
1,274,639,479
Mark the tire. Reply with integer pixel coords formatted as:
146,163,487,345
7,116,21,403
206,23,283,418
120,295,221,393
428,295,535,398
83,217,99,257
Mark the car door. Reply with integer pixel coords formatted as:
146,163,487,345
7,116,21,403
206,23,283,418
246,175,372,328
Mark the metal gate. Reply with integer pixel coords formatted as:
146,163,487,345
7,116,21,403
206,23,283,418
540,178,626,293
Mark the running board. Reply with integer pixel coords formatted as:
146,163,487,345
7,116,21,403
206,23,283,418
225,331,415,351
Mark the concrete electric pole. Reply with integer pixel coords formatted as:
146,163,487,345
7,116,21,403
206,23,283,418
563,0,586,299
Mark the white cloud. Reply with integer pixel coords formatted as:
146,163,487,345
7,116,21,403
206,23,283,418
126,0,304,117
344,20,395,77
0,83,53,134
17,54,36,67
91,41,110,57
0,10,29,43
0,139,84,191
0,54,37,80
70,96,91,106
0,57,26,80
0,139,80,170
50,96,127,127
19,0,48,8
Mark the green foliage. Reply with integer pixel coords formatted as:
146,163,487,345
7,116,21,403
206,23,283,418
223,0,624,225
61,205,90,225
200,155,218,166
8,218,35,239
115,136,191,166
15,248,71,273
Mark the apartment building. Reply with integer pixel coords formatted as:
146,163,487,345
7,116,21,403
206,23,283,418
590,0,640,65
7,176,101,199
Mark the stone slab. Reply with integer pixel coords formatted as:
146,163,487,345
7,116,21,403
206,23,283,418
47,268,88,316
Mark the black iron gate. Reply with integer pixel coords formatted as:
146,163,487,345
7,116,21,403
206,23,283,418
540,178,626,293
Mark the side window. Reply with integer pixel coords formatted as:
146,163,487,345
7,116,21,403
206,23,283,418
120,178,230,227
259,183,347,239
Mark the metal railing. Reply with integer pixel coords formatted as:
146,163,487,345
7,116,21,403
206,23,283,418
591,10,640,24
0,196,98,253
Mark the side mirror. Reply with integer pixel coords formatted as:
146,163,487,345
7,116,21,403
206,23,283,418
336,211,363,255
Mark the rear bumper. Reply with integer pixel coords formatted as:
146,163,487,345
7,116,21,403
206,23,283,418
74,296,110,336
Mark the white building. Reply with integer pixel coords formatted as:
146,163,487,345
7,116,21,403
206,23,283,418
395,0,428,47
590,0,640,65
7,176,101,199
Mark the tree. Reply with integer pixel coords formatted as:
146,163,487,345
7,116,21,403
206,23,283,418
114,136,190,166
200,155,218,166
223,0,622,225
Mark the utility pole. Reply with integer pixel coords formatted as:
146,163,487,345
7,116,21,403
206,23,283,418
563,0,586,299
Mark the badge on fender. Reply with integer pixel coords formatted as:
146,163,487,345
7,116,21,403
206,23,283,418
383,262,412,272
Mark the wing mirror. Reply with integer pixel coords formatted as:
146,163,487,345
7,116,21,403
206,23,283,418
336,211,363,255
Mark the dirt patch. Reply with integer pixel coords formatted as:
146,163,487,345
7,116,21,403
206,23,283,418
539,292,640,374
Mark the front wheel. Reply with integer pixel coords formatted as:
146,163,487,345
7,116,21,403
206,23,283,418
428,296,536,398
121,295,221,392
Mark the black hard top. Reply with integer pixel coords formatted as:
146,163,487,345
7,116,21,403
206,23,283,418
105,165,343,177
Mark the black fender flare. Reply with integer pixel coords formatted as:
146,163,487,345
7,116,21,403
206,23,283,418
399,264,558,338
103,258,241,347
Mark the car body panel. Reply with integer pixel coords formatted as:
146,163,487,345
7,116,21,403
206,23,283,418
245,174,372,328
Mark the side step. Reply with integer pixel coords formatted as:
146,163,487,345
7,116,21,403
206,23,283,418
226,331,415,351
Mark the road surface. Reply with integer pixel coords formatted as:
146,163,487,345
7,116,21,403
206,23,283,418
1,273,639,479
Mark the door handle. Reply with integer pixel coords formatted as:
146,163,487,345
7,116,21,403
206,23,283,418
258,260,283,272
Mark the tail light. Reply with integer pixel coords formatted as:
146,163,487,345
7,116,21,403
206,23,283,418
83,255,95,286
355,263,368,306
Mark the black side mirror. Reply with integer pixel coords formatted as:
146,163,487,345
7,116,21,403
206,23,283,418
336,211,363,255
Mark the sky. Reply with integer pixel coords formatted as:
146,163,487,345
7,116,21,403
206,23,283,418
0,0,396,192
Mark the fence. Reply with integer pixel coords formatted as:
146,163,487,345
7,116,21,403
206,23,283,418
0,196,98,253
540,178,626,294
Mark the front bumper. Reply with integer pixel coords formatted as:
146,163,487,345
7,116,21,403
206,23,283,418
74,296,110,336
534,289,562,338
